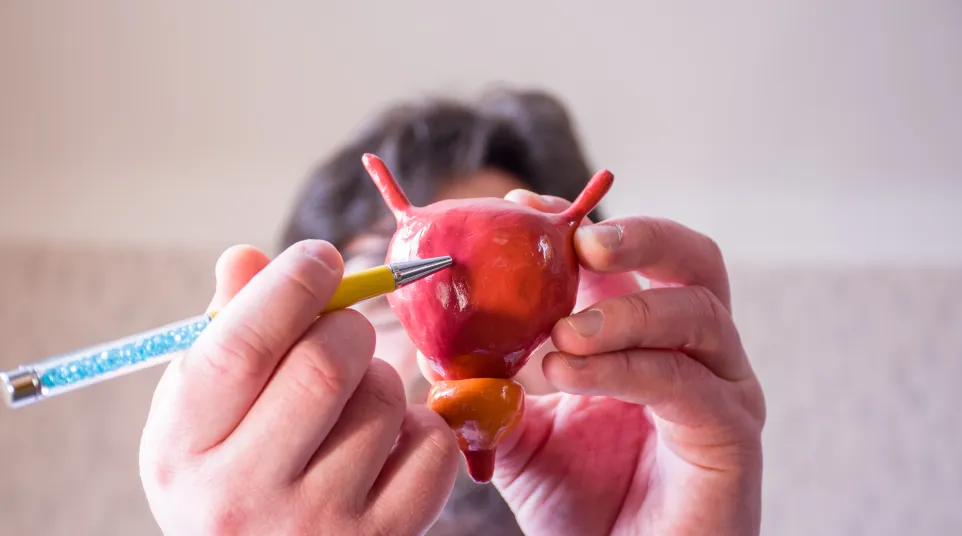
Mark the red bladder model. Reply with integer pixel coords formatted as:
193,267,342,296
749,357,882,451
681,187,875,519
361,153,614,483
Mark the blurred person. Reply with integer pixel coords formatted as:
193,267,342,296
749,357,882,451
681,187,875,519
139,88,766,535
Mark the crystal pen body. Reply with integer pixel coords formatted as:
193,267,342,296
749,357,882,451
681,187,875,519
0,256,453,408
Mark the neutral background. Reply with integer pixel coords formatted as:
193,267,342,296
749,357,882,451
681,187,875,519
1,1,960,535
2,0,960,265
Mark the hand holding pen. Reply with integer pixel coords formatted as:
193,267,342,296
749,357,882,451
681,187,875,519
139,241,459,535
1,245,451,408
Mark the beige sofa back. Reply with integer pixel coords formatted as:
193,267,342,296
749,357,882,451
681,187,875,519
1,243,959,535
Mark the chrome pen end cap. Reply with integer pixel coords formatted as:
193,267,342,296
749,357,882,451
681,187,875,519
1,368,42,408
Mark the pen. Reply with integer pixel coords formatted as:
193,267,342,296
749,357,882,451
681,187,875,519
0,256,452,409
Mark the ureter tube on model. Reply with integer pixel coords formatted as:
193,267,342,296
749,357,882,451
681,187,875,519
0,256,452,409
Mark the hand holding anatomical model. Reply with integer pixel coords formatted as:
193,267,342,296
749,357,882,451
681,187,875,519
361,155,766,536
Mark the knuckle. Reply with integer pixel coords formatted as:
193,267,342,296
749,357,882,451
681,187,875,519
742,379,768,425
288,339,353,400
657,351,688,404
283,260,331,306
202,497,249,536
423,420,459,460
340,308,378,358
614,350,636,384
286,311,377,400
622,292,655,330
418,434,459,479
362,514,397,536
139,450,178,491
686,285,732,352
702,235,725,265
690,285,721,318
635,217,666,252
410,409,459,467
198,327,273,384
320,309,378,359
358,359,408,414
572,349,628,396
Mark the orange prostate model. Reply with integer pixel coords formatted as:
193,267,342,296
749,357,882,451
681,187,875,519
361,153,614,482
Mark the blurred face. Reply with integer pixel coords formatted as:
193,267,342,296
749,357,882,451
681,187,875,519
343,169,559,402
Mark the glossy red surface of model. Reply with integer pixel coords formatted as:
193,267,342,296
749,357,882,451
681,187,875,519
361,153,614,381
360,153,614,483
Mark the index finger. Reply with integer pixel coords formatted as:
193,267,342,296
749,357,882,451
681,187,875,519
159,239,345,453
575,217,732,311
503,191,730,310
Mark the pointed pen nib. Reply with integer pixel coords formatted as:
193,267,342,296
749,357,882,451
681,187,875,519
389,256,453,287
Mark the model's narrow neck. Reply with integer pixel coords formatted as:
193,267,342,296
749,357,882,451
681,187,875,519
559,169,615,227
362,153,413,220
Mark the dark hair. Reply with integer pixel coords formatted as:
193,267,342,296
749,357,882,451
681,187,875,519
280,87,606,254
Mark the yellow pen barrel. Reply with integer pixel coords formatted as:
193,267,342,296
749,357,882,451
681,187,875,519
1,257,451,409
322,265,397,312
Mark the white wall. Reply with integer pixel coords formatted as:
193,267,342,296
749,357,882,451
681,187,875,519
1,1,960,265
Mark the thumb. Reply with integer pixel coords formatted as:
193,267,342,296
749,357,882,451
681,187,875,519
206,244,272,314
504,190,593,226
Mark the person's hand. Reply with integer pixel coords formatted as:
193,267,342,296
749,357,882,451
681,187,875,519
138,241,460,535
489,191,767,536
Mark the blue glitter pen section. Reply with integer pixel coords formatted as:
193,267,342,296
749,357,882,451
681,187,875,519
37,316,211,390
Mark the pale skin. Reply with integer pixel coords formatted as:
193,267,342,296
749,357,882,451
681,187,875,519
139,172,765,535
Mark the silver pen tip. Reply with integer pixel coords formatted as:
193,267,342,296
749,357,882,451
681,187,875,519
390,256,454,286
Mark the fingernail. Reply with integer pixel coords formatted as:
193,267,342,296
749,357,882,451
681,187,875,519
565,309,604,337
524,192,547,209
577,224,622,250
508,189,537,201
301,240,338,270
561,353,588,369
